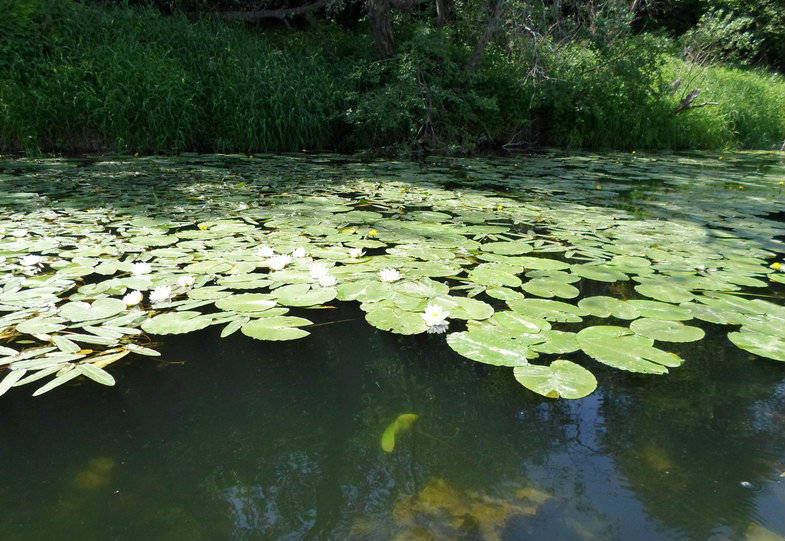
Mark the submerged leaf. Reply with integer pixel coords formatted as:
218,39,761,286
381,413,419,452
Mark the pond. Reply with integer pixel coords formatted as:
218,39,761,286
0,151,783,540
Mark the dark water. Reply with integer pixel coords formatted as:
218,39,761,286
0,303,783,541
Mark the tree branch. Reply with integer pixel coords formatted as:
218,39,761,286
220,0,329,22
467,0,505,71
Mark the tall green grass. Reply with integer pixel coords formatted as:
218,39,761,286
0,1,354,154
1,1,783,154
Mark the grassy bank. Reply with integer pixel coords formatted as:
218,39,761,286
1,1,783,154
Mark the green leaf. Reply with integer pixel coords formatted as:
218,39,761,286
365,307,429,335
529,330,580,354
468,263,522,287
508,298,587,323
0,369,26,397
626,300,692,321
32,368,82,396
728,330,785,362
578,296,640,319
577,326,683,373
432,295,494,320
214,293,277,313
77,364,115,386
630,318,705,342
381,413,419,452
16,318,66,334
272,283,337,307
446,330,530,367
522,277,580,299
513,360,597,399
141,311,214,335
480,240,533,255
59,298,127,322
634,280,694,303
241,316,311,341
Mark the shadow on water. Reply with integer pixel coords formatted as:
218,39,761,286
0,151,784,540
0,302,783,540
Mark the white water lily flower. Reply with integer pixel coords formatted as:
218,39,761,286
268,254,292,271
131,262,152,275
379,268,401,282
123,290,143,306
178,275,195,288
318,274,337,287
11,229,28,238
149,285,172,304
348,247,365,258
292,246,307,258
19,255,43,267
421,304,450,327
257,245,275,258
309,263,329,280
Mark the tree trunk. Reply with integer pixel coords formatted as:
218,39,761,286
467,0,505,71
368,0,395,59
435,0,454,27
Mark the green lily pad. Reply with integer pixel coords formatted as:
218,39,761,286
214,294,277,313
446,329,531,367
571,263,628,282
626,300,692,321
728,330,785,362
468,263,522,288
141,311,215,335
634,280,694,303
578,296,640,319
16,318,67,334
577,325,683,373
272,283,337,307
508,298,587,323
240,316,312,341
630,318,705,342
59,298,127,322
522,277,580,299
480,240,533,255
513,360,597,399
431,295,494,320
491,311,551,333
529,330,580,354
365,307,429,335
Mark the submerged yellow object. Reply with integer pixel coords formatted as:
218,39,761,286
381,413,418,452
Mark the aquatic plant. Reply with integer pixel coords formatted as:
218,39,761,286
0,152,782,399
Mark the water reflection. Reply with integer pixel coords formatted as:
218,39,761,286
0,305,783,540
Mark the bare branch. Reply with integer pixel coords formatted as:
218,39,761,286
221,0,329,22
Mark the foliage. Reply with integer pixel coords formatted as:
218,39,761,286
0,0,783,153
1,152,783,399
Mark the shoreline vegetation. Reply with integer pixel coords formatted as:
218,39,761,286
1,0,784,156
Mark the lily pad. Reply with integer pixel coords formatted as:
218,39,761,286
59,298,127,322
214,294,277,313
446,329,530,366
577,325,683,373
727,330,785,362
141,311,215,335
513,360,597,399
240,316,312,341
630,318,705,342
365,307,429,335
508,298,587,323
272,283,337,307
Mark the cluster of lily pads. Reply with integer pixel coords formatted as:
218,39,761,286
0,152,783,399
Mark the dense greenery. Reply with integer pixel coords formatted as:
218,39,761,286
1,0,784,154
